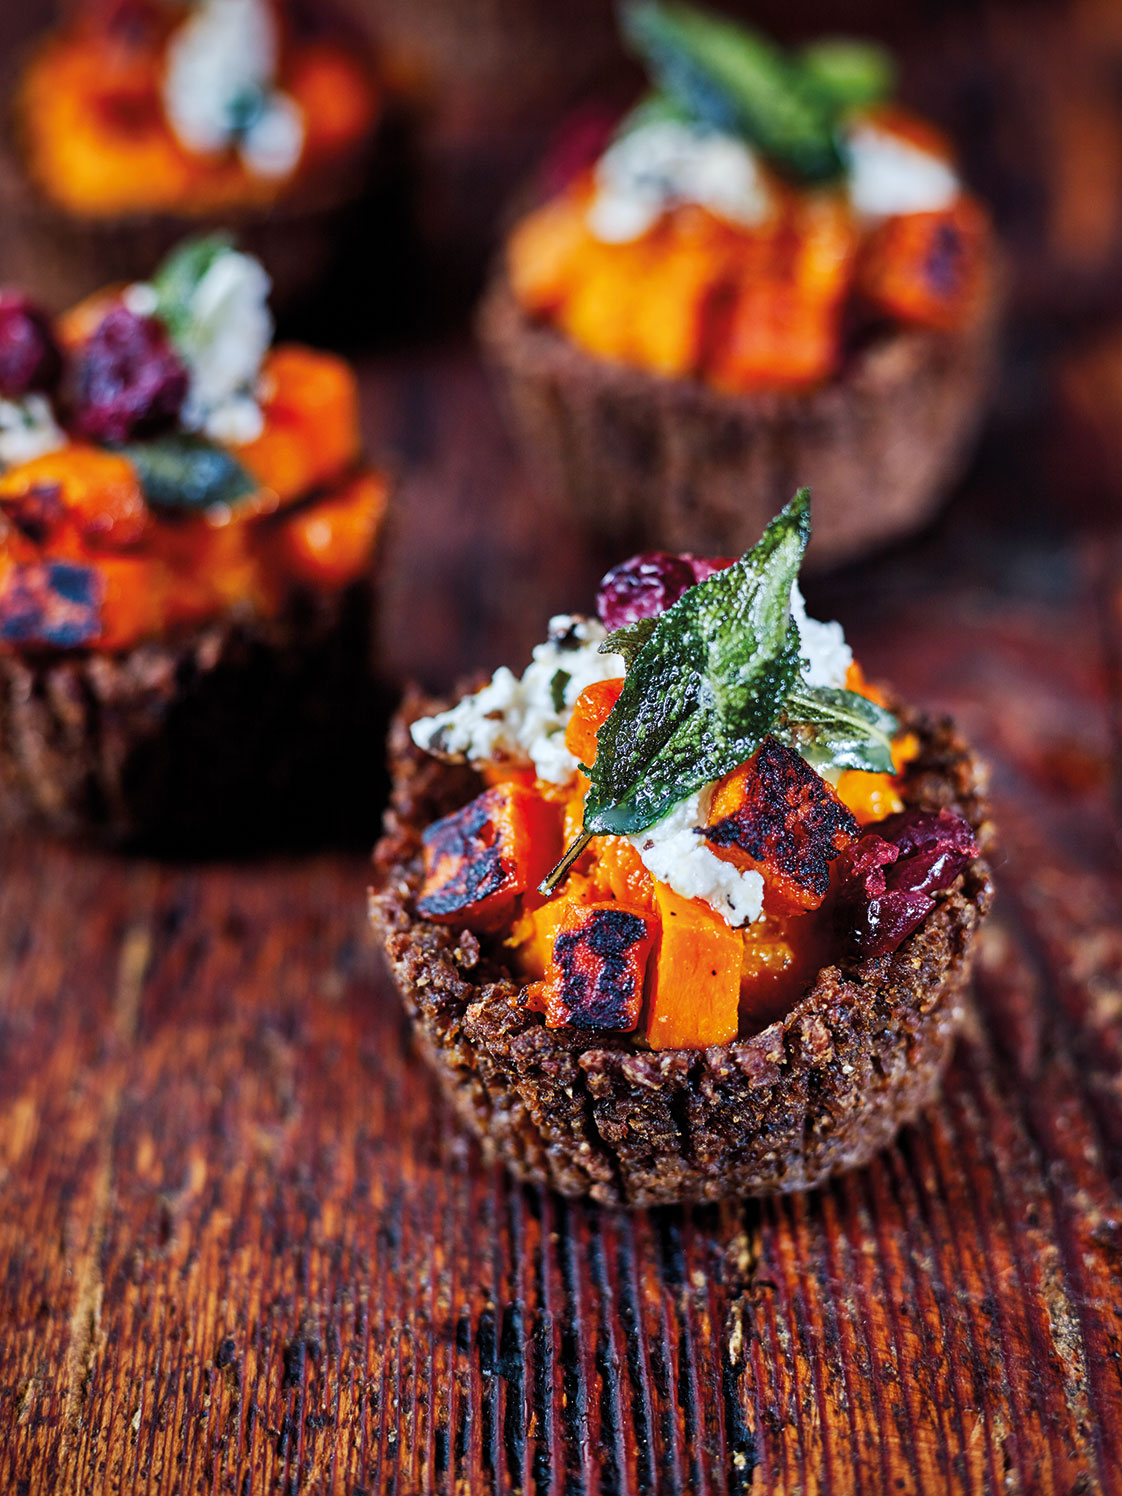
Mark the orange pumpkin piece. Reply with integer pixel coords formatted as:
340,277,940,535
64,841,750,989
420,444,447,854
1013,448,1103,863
0,446,149,551
644,883,741,1050
92,555,169,650
705,737,857,916
858,198,989,332
541,900,657,1032
418,784,562,932
594,835,655,909
564,677,624,766
235,347,360,503
275,471,388,589
289,44,380,163
507,187,596,315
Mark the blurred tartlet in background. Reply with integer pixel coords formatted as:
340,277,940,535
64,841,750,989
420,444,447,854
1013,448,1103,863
0,0,385,319
0,234,389,850
481,1,1000,569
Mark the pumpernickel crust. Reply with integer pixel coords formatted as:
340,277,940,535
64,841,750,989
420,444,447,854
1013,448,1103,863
479,266,1000,570
370,691,994,1207
0,579,385,853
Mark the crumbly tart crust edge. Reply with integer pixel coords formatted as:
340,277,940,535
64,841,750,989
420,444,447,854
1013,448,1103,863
370,689,995,1208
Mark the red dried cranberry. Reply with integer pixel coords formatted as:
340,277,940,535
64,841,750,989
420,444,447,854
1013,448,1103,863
596,552,738,630
838,807,977,958
851,889,936,958
597,552,698,630
0,294,62,400
72,306,188,444
874,808,978,866
686,555,738,582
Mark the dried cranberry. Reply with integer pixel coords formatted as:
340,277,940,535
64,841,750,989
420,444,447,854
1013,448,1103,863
597,552,697,630
874,808,978,866
72,306,188,444
837,807,978,959
596,552,738,630
0,294,62,400
686,555,738,583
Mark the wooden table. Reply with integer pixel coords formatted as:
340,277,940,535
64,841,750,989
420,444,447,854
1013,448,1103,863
2,338,1121,1495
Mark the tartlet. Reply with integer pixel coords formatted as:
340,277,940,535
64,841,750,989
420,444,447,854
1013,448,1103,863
1,0,383,315
480,1,999,568
0,234,389,850
371,495,993,1206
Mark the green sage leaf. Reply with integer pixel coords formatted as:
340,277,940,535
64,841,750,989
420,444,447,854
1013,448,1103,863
150,232,236,341
550,669,572,714
121,433,257,513
782,682,898,775
620,1,844,182
798,38,895,114
583,488,811,837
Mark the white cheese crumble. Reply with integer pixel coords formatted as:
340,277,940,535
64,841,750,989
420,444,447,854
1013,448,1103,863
0,395,65,468
588,119,773,244
163,0,305,181
842,119,959,220
411,615,626,785
791,582,851,688
171,249,273,445
627,787,765,927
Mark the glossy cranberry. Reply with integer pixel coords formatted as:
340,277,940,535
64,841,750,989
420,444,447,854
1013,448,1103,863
686,554,738,583
838,808,978,959
0,294,62,400
596,552,738,630
72,306,188,444
597,552,698,630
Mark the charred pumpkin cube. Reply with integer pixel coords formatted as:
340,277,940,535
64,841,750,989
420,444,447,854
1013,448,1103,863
0,560,102,648
704,737,858,917
417,783,561,933
858,198,989,332
543,902,656,1032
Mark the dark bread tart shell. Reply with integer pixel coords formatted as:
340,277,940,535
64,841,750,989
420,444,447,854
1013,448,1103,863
371,692,994,1208
0,579,384,853
479,269,1000,570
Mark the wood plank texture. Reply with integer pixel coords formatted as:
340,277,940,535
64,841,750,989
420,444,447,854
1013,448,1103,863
0,339,1120,1494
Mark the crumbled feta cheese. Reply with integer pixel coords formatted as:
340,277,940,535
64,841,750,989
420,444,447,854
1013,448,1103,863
791,583,851,688
588,120,773,243
843,120,959,220
172,249,273,444
627,787,765,928
411,616,625,784
163,0,305,180
0,395,64,468
239,91,305,180
121,282,159,319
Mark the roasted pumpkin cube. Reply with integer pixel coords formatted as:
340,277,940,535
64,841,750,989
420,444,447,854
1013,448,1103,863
704,737,858,917
0,446,149,551
644,883,742,1050
542,901,657,1032
275,471,389,590
858,198,989,332
564,677,624,767
417,784,561,932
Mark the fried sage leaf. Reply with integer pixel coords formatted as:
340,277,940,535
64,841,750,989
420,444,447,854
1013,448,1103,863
621,1,844,181
121,433,257,512
782,683,898,775
590,489,810,830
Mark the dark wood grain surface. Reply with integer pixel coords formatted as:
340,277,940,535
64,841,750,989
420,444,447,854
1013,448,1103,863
1,334,1121,1494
